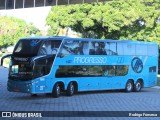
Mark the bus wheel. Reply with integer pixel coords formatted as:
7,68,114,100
134,80,142,92
52,83,61,98
125,80,133,92
67,82,75,96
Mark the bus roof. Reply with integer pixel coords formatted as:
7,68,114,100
19,36,157,45
19,36,68,40
63,38,157,45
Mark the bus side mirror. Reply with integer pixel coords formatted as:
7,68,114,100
1,48,5,53
0,54,12,66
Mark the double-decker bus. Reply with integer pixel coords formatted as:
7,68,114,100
1,36,158,97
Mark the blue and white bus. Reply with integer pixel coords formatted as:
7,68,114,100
1,36,158,97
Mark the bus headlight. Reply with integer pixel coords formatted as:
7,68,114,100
31,81,38,85
26,81,38,86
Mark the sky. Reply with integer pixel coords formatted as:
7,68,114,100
0,7,51,30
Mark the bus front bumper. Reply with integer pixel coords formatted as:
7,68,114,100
7,80,36,93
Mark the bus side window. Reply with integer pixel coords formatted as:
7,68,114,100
89,42,106,55
72,41,89,55
103,66,115,76
58,40,89,57
123,44,135,55
108,66,116,76
51,41,61,54
58,40,78,57
148,45,157,56
117,43,123,55
81,41,89,55
103,65,128,77
105,42,117,55
136,45,147,55
116,65,128,76
39,41,52,55
89,42,95,55
34,59,47,78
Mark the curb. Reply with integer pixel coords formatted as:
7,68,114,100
151,86,160,89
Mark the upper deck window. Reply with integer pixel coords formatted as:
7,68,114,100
58,40,89,57
117,43,123,55
105,42,117,55
38,40,62,55
89,42,117,55
13,39,42,57
58,40,120,56
136,44,147,55
89,42,106,55
123,44,135,55
148,45,157,56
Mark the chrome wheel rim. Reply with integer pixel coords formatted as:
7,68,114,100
70,84,74,95
127,82,132,91
57,85,60,95
136,82,141,91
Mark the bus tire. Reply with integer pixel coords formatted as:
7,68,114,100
125,80,133,92
67,82,75,96
52,83,61,98
134,80,142,92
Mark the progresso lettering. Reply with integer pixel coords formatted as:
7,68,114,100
74,57,107,64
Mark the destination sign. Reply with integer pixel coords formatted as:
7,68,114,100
14,57,28,62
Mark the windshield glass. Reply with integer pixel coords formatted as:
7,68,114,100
9,56,55,81
13,39,42,57
9,63,33,80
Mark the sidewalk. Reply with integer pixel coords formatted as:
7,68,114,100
151,86,160,89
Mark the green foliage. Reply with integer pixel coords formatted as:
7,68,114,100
0,16,41,48
46,0,160,44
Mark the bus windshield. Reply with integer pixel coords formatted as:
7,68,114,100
13,39,42,57
9,38,63,80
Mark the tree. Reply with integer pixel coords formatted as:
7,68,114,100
0,16,41,48
46,0,160,43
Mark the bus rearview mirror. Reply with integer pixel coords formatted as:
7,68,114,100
0,54,12,66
